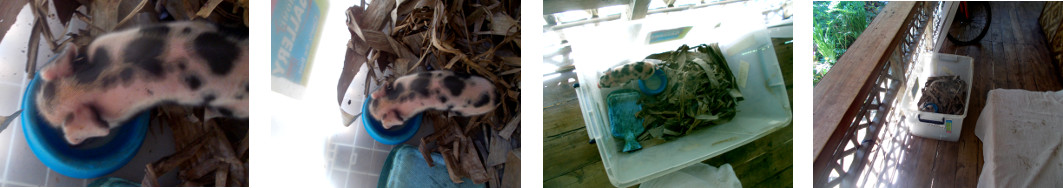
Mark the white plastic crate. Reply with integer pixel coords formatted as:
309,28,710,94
901,53,974,142
566,7,791,187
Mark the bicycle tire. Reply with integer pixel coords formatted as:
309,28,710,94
947,2,991,45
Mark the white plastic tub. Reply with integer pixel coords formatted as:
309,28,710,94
901,53,974,142
565,7,792,187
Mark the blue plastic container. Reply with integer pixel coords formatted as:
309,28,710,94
21,74,150,179
362,95,423,145
638,69,668,95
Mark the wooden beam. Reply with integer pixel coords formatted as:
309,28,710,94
812,2,916,161
627,0,651,20
543,0,628,15
547,0,748,31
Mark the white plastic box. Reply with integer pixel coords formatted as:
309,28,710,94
901,53,974,142
565,7,792,187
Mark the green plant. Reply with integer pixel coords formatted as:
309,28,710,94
812,1,884,85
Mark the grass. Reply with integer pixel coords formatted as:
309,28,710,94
812,1,885,86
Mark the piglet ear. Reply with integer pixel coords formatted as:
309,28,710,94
40,45,78,81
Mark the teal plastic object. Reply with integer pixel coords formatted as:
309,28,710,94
21,74,150,179
378,145,483,188
362,95,423,145
607,90,644,152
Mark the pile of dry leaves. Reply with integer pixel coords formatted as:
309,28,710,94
142,106,249,186
635,44,742,147
342,0,520,186
917,76,967,115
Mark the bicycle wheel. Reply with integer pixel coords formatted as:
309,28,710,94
947,2,991,45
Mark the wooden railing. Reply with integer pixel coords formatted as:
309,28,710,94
813,2,952,187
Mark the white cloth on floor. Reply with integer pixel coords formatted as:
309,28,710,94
976,89,1063,188
639,163,741,188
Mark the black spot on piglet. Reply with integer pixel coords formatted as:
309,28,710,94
442,76,464,96
72,48,111,83
218,108,233,117
42,81,56,101
184,75,202,90
194,33,239,75
384,83,405,100
410,76,431,96
177,59,187,70
473,93,491,107
119,68,134,84
124,38,166,77
100,75,116,88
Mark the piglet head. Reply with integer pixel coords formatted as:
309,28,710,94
369,83,408,129
37,45,112,145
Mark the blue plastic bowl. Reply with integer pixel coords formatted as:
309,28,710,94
21,74,150,179
638,69,668,95
362,95,423,145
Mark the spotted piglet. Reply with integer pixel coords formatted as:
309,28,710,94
35,21,249,145
369,70,499,129
598,61,656,88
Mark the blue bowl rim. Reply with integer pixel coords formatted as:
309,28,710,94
638,69,668,95
361,95,422,145
20,74,150,179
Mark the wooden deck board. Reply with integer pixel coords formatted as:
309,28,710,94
543,119,602,181
752,167,793,188
0,0,29,45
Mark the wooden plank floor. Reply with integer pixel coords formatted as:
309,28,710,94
854,2,1060,187
542,36,793,187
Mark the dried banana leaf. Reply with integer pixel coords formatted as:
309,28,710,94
917,76,967,115
636,44,742,143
